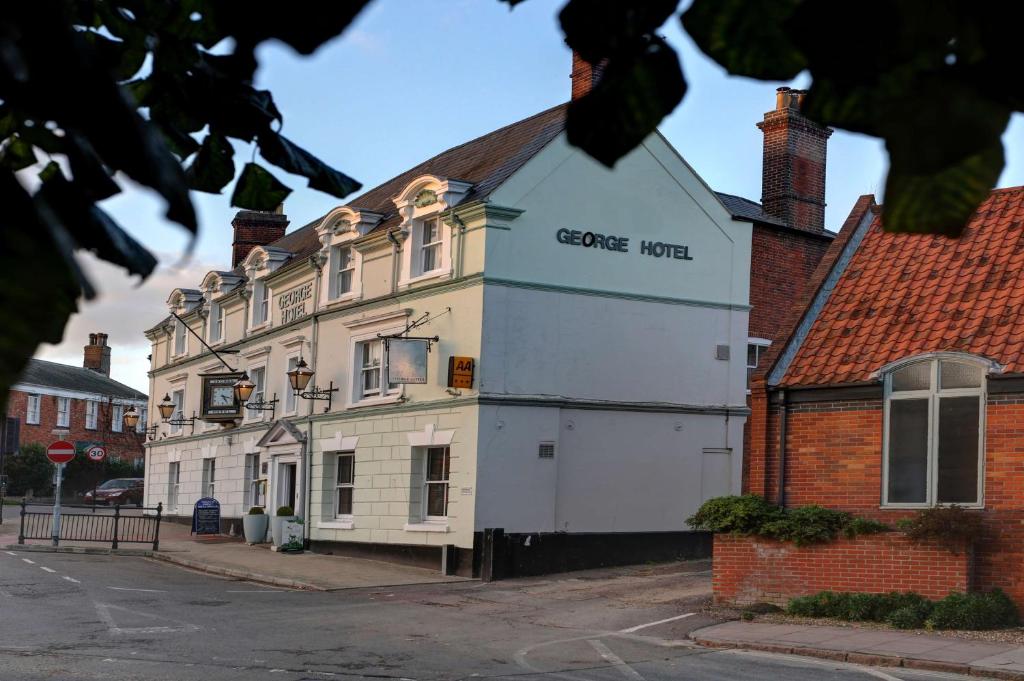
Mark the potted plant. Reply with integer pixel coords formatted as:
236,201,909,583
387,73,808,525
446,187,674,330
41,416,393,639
242,506,268,544
272,505,296,546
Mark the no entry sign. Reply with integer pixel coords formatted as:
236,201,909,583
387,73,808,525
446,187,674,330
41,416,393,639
86,445,107,462
46,440,76,465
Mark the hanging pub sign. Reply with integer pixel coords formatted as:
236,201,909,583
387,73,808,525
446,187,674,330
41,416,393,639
192,497,220,535
386,338,429,384
447,356,475,389
199,372,244,421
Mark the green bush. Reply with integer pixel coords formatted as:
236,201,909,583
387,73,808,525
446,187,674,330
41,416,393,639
4,443,52,496
886,603,933,629
927,590,1019,630
686,495,782,535
897,506,983,553
276,505,294,517
787,589,1018,630
687,496,888,546
248,506,264,515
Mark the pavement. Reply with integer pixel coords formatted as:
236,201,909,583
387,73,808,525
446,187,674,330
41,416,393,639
692,620,1024,679
0,510,467,591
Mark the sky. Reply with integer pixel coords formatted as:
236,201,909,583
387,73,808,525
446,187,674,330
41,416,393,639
36,0,1024,393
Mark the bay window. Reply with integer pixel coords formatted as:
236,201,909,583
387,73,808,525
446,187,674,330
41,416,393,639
883,357,985,507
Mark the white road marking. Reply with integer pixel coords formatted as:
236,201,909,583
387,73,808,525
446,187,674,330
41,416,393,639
62,576,81,584
21,558,34,565
40,566,56,573
225,589,285,593
4,551,16,556
94,602,199,635
618,612,695,634
588,639,646,681
108,586,167,593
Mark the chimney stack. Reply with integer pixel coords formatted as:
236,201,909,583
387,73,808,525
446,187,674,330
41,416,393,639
757,87,833,233
231,208,289,268
570,51,606,100
83,332,111,376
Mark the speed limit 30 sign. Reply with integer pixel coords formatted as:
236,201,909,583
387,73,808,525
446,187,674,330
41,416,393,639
86,445,107,462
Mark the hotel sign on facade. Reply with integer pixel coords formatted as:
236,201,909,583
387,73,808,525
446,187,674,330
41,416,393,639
278,282,313,324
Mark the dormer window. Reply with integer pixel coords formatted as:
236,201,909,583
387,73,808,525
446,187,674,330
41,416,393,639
173,319,187,356
420,218,442,274
209,302,225,343
252,281,269,326
332,245,355,298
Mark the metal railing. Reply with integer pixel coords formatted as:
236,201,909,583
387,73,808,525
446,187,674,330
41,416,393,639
17,499,163,550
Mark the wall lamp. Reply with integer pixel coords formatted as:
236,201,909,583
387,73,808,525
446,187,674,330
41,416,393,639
286,357,338,413
156,393,197,435
122,405,158,440
233,372,278,419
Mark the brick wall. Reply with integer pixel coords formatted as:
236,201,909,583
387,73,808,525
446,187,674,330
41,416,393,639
714,534,971,605
749,225,833,342
744,388,1024,607
6,389,145,464
231,210,289,268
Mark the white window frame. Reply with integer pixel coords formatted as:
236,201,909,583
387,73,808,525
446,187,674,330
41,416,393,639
331,244,357,300
173,319,188,356
170,389,185,435
56,396,70,428
350,336,401,406
244,453,265,509
167,462,180,511
85,400,98,430
245,364,268,423
111,404,124,433
26,394,40,425
423,447,450,521
335,453,355,518
209,302,225,344
251,280,270,328
283,354,300,415
202,458,216,499
418,217,443,277
881,357,986,509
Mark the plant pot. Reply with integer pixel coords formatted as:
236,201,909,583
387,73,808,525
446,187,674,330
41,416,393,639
272,515,296,545
279,520,304,552
243,514,269,544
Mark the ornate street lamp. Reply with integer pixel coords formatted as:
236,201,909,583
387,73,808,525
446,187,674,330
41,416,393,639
123,405,158,440
234,372,278,418
286,357,337,413
157,393,197,435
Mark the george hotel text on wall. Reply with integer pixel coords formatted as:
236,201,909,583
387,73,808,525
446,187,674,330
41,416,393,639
555,228,693,261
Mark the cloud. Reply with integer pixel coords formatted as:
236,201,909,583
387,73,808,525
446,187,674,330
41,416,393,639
34,251,219,394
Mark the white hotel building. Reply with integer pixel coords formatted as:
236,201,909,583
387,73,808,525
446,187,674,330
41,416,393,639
142,97,752,575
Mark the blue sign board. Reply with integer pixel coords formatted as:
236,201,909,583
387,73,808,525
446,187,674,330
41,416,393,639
191,497,220,535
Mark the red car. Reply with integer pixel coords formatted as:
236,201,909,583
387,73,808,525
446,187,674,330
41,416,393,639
83,478,144,507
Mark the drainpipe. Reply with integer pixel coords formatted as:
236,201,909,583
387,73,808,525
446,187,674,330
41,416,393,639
777,389,788,508
302,255,324,548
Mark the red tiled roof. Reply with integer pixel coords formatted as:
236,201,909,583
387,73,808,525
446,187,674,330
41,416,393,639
780,187,1024,387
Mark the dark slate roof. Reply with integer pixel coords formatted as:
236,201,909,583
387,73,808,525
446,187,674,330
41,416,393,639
251,104,570,279
17,359,147,400
715,192,788,228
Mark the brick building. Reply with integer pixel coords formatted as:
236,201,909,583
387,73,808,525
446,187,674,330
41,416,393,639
741,186,1024,607
4,334,148,468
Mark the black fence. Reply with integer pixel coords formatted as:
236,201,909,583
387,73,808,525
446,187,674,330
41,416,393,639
18,500,162,550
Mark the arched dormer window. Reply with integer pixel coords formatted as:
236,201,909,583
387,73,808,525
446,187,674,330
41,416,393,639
393,175,472,289
200,271,241,345
242,246,290,330
316,207,381,306
880,353,998,508
166,288,202,358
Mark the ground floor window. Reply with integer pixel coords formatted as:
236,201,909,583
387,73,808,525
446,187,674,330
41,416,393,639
335,453,354,517
884,357,985,506
424,447,450,519
168,462,180,511
244,453,264,508
202,458,216,499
